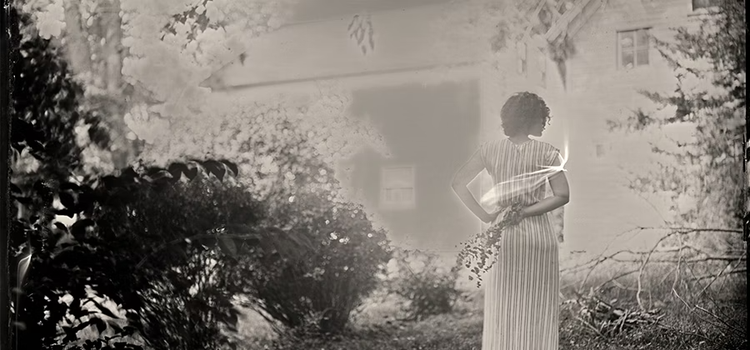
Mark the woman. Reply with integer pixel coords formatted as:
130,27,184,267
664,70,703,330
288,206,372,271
451,92,570,350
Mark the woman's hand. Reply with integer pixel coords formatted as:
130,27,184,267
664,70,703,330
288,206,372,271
502,203,527,226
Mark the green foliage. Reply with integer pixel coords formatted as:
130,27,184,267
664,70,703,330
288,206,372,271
238,172,392,335
386,249,461,321
10,6,109,182
12,1,395,350
13,153,277,350
10,4,301,349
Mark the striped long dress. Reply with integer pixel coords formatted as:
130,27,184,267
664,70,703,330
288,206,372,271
479,138,561,350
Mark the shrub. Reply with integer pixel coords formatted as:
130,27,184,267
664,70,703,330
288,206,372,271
385,248,461,321
7,7,305,347
238,176,392,336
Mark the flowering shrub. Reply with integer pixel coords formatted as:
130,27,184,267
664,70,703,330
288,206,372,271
238,172,392,335
385,248,461,321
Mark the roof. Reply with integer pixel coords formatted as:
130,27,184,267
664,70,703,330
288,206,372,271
202,0,603,90
288,0,453,24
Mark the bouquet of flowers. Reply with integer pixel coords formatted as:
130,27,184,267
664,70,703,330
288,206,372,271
456,201,525,287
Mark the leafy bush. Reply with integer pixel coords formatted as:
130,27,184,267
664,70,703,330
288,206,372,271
385,248,461,321
8,5,306,349
10,2,391,348
238,174,392,336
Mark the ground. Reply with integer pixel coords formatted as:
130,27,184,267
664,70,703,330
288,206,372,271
235,284,745,350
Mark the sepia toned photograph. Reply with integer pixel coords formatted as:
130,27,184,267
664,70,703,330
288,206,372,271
2,0,746,349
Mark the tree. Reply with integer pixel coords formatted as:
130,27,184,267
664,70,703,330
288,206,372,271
22,0,138,170
602,0,746,320
13,3,395,347
433,0,579,86
608,0,745,233
9,3,303,349
235,168,391,335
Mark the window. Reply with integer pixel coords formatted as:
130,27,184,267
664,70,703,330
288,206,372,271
692,0,718,10
517,41,527,75
380,166,415,209
618,28,650,69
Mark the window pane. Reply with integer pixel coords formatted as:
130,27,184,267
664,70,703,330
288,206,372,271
619,31,634,49
381,166,415,206
636,29,649,49
621,51,634,69
636,47,649,65
692,0,716,10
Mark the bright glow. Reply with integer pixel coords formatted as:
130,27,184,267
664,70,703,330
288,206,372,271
481,140,569,207
17,253,31,287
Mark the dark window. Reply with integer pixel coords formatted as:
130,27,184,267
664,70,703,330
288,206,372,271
692,0,718,10
618,28,650,69
381,166,415,209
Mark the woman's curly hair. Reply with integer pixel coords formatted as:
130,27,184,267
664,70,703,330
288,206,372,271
500,92,551,137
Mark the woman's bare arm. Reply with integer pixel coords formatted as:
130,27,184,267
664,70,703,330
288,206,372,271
451,148,497,224
520,156,570,218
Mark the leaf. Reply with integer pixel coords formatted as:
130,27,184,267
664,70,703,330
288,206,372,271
146,170,175,184
91,299,121,319
28,139,45,153
168,162,189,180
121,325,139,337
70,219,95,240
54,222,68,232
90,317,107,334
223,310,239,331
218,236,238,256
69,297,84,318
202,160,226,181
59,191,76,209
12,195,32,205
59,181,81,192
108,320,123,333
62,326,78,343
120,167,138,182
10,183,21,194
102,175,123,189
184,163,199,180
54,208,78,218
221,160,239,176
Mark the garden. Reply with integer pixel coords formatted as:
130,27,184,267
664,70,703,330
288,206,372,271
5,0,746,349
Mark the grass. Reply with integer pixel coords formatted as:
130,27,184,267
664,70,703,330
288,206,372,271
236,267,746,350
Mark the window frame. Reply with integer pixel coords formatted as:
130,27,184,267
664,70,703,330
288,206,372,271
616,27,651,70
379,165,416,210
691,0,718,11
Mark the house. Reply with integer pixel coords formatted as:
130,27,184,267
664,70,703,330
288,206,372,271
202,0,717,261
